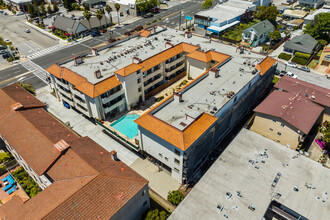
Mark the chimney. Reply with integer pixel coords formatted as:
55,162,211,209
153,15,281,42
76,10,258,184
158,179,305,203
111,150,118,161
210,67,219,78
174,92,183,103
165,41,174,48
74,56,83,65
53,139,70,153
94,70,102,79
91,48,98,56
311,95,315,99
132,57,142,63
185,31,192,38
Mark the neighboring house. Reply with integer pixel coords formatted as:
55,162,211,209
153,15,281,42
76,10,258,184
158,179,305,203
3,0,31,11
283,34,318,54
304,8,330,24
194,0,256,34
274,75,330,121
250,90,323,149
299,0,324,8
316,44,330,73
324,0,330,8
287,19,304,29
0,83,149,219
52,14,112,37
134,55,277,184
168,129,330,220
242,20,275,47
282,9,308,20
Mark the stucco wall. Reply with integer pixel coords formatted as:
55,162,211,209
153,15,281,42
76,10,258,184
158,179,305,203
187,57,208,79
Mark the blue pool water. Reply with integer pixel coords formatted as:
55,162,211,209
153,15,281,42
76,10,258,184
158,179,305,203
110,114,140,139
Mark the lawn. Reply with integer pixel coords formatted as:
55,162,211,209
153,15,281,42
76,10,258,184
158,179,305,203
307,59,318,69
221,20,259,42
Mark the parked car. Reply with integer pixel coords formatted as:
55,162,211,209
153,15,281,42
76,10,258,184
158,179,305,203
0,50,8,55
24,28,30,33
16,12,24,16
91,31,101,37
297,66,310,72
3,12,7,15
279,70,286,77
2,53,10,59
94,5,103,9
286,62,297,68
58,3,63,7
142,13,153,18
286,72,297,78
326,75,330,80
4,39,11,43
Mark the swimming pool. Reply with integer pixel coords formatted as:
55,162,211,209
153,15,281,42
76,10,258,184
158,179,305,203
110,114,140,139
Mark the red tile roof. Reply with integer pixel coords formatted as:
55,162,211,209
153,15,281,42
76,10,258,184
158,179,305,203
275,75,330,108
255,56,277,75
254,90,324,134
0,84,148,220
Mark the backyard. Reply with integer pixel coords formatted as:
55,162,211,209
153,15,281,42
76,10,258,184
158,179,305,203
221,20,259,42
11,167,41,198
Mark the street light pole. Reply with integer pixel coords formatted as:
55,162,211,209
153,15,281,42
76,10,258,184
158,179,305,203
179,10,182,30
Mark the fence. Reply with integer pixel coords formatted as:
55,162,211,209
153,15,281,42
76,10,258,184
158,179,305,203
270,35,291,51
206,34,240,44
96,121,140,151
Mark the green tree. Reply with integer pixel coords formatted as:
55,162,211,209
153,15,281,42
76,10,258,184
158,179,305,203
96,9,103,29
143,209,168,220
136,0,149,13
63,0,74,11
17,82,36,96
83,10,92,31
53,4,59,13
268,30,281,41
47,4,52,14
304,13,330,42
27,3,35,18
202,0,212,9
167,190,184,206
83,3,90,11
149,0,159,8
115,3,120,25
40,2,46,15
254,6,278,22
105,5,113,25
0,152,13,163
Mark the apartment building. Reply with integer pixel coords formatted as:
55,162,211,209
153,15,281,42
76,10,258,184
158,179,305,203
132,33,277,183
299,0,324,8
47,27,198,120
0,83,149,219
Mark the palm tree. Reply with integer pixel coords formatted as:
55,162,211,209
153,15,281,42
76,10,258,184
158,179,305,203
96,9,103,29
17,82,36,96
115,3,120,25
105,4,113,26
83,10,92,32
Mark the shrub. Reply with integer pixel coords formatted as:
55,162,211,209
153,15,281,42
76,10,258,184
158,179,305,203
0,152,13,163
143,209,169,220
278,53,292,60
318,39,328,46
167,190,184,206
292,56,308,65
294,52,310,59
155,96,164,102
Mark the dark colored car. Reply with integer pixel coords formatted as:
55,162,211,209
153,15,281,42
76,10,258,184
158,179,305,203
142,13,154,18
2,53,10,59
91,31,101,37
297,66,310,72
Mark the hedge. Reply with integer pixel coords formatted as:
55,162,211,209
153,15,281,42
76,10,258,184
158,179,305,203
292,56,308,65
294,52,311,59
278,53,292,60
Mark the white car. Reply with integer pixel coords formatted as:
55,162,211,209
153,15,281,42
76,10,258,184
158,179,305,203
4,39,11,43
286,62,297,68
16,12,24,16
24,28,30,33
286,72,297,78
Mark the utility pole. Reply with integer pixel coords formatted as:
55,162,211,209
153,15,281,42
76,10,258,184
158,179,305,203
179,10,182,30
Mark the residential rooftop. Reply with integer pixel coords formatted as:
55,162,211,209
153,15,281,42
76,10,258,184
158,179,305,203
169,129,330,220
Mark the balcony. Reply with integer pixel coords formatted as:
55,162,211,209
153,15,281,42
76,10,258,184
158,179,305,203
104,99,125,114
144,75,163,90
73,94,87,105
165,63,185,77
75,102,89,113
102,89,124,104
72,88,85,98
60,94,74,106
143,67,163,81
165,55,184,67
56,80,70,90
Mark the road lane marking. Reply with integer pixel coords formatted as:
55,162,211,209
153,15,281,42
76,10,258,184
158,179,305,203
0,70,35,86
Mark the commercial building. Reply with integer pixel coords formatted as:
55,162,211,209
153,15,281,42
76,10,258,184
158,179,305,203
0,83,149,219
284,34,318,54
324,0,330,8
194,0,256,34
3,0,31,11
299,0,324,8
250,90,324,149
242,19,275,47
274,75,330,121
134,35,277,183
108,0,138,17
168,128,330,220
316,44,330,74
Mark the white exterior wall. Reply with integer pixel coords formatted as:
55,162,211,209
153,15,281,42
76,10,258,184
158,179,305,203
111,184,150,220
187,58,208,79
117,71,143,109
139,127,183,182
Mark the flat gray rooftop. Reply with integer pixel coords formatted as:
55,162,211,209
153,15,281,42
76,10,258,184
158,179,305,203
169,129,330,220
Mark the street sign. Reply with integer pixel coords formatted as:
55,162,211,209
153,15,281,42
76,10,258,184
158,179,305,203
185,16,192,21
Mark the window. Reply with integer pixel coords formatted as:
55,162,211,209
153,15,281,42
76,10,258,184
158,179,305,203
174,168,180,173
143,200,148,207
234,96,237,102
137,70,141,74
174,149,180,156
281,123,285,127
165,157,168,161
277,132,281,136
137,78,141,84
174,158,180,165
138,87,142,92
159,153,163,158
142,189,146,196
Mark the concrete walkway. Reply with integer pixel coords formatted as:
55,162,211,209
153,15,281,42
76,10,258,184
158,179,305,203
36,86,180,199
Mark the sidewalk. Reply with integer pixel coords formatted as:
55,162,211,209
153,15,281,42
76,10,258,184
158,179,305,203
35,86,181,199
